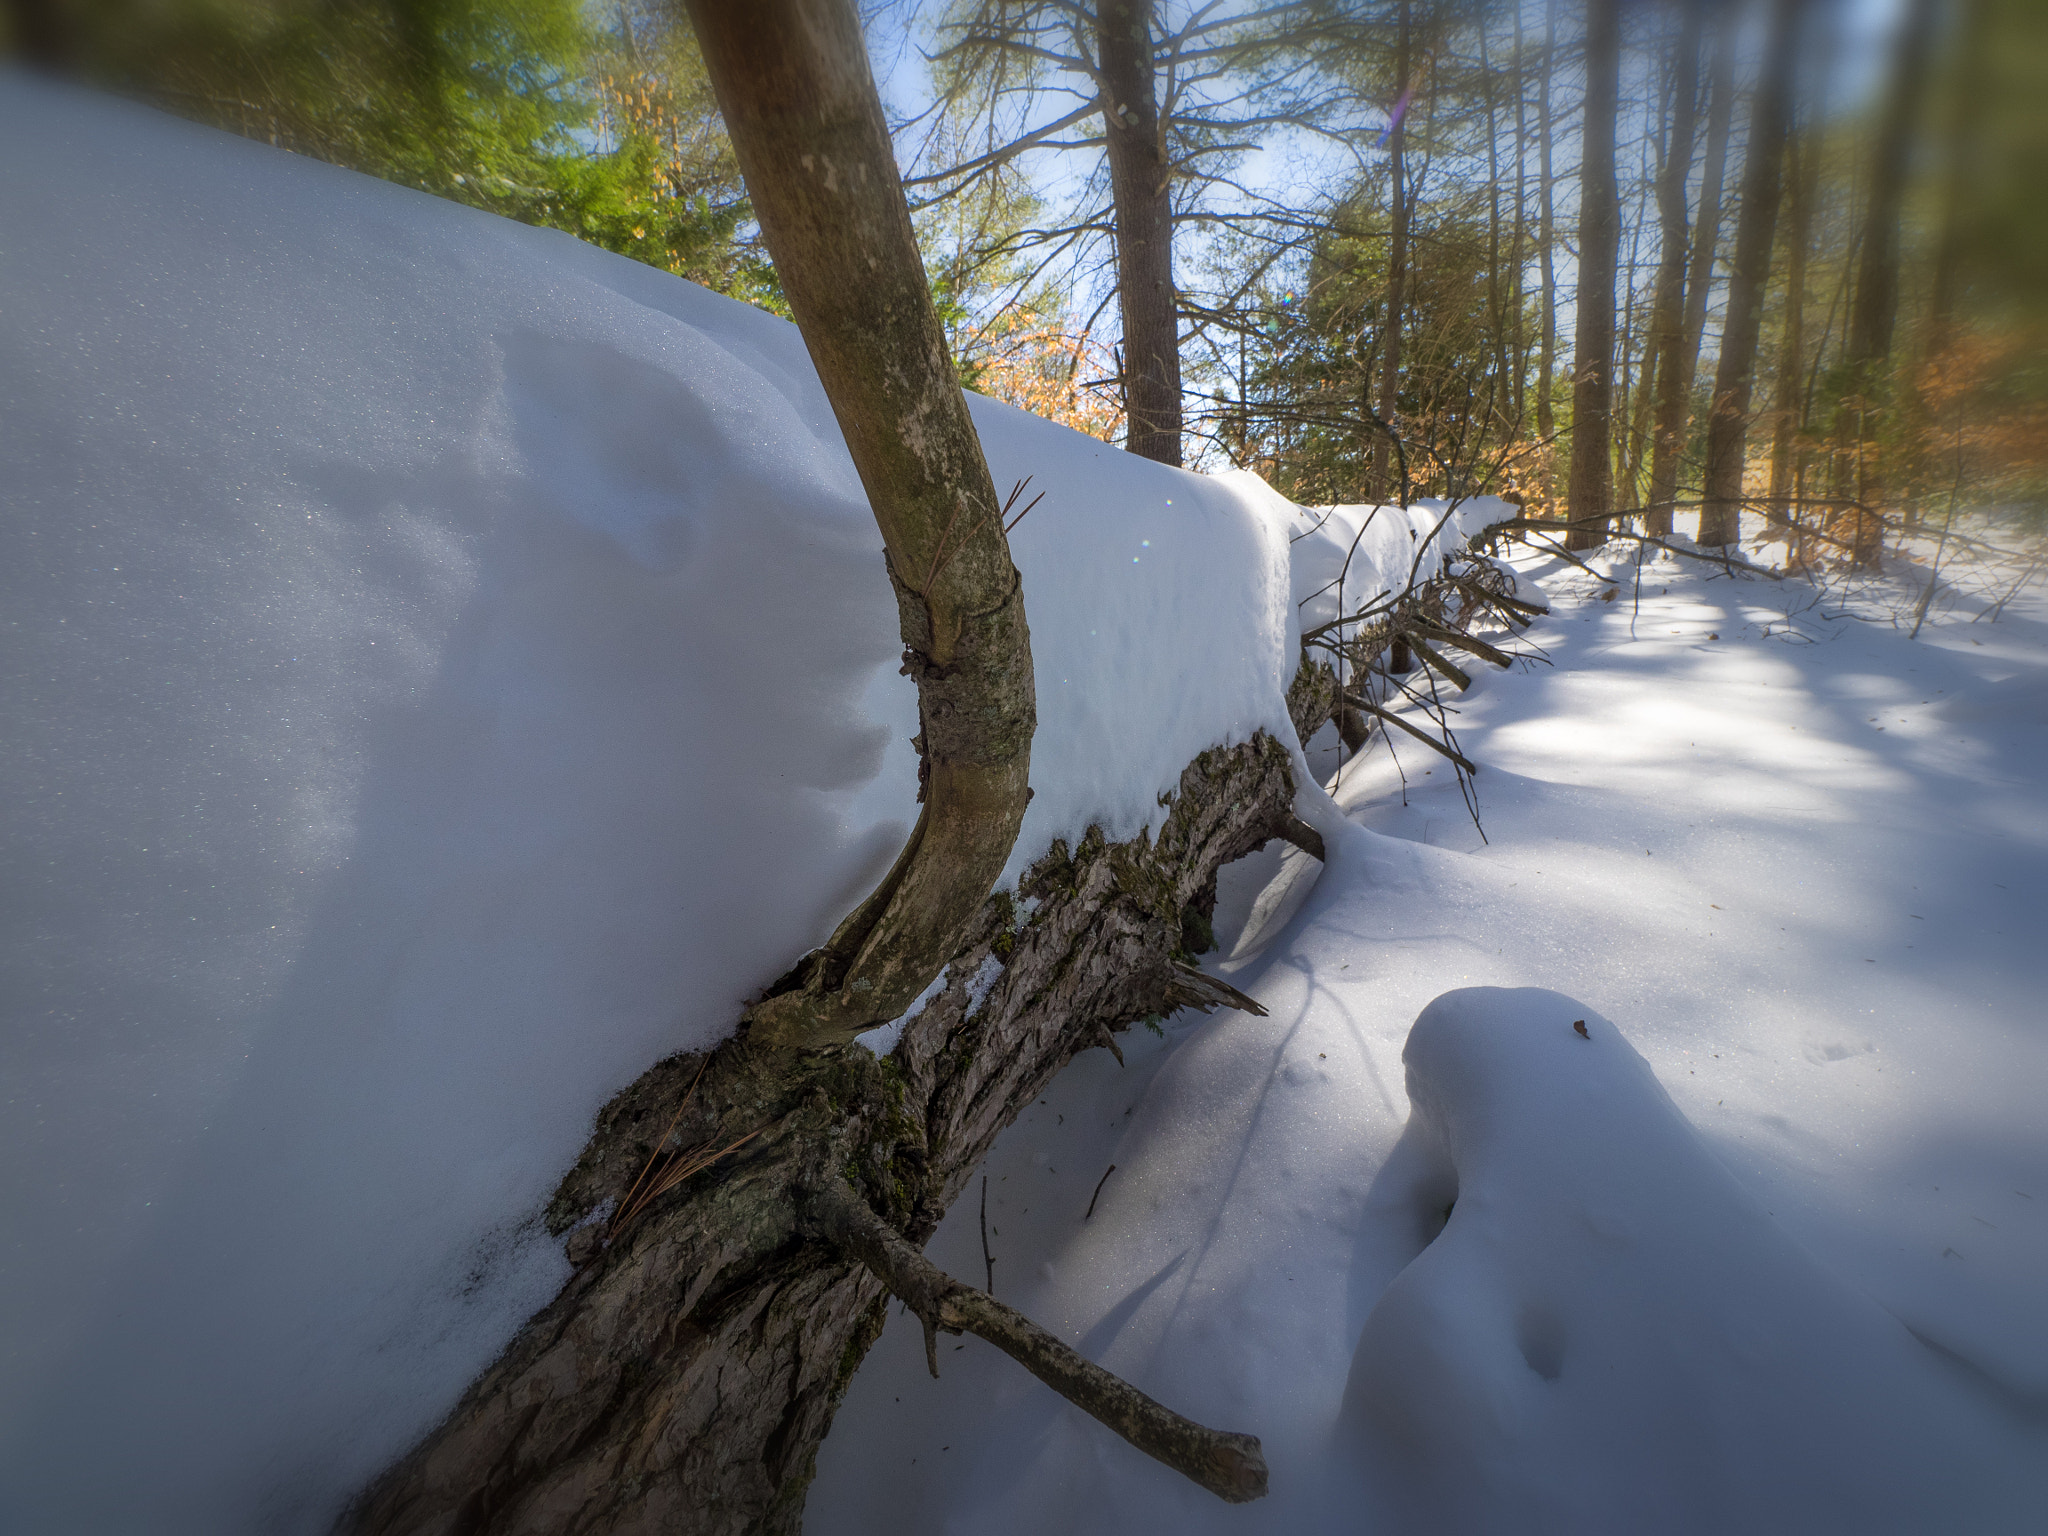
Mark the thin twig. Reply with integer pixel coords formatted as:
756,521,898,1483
610,1055,709,1240
610,1127,765,1244
1085,1164,1117,1221
923,477,1040,592
981,1174,995,1294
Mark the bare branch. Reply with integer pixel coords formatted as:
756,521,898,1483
808,1179,1269,1505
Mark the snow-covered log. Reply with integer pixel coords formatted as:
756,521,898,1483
348,733,1308,1535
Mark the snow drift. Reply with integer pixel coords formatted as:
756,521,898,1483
1347,987,2020,1534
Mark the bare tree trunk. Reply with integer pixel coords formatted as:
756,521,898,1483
1481,21,1510,428
1767,117,1819,530
1649,9,1735,536
1700,0,1803,548
1845,0,1939,377
1642,0,1703,536
1099,0,1183,467
1373,0,1413,504
1830,0,1938,553
1535,0,1558,499
1904,0,1988,526
1617,141,1654,506
1566,0,1621,550
1922,0,1988,354
1510,0,1531,434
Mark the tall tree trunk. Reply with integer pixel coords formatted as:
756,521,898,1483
1099,0,1183,467
1566,0,1621,550
1845,0,1940,377
1905,0,1989,524
1648,8,1735,535
1482,21,1510,429
1510,0,1531,434
1617,149,1655,505
1642,0,1703,535
1373,0,1413,504
1700,0,1803,547
1922,0,1988,354
1535,0,1558,499
1767,117,1819,530
1833,0,1938,550
1625,299,1658,505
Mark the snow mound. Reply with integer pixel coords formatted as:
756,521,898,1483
1280,492,1517,637
1347,986,2032,1535
1933,666,2048,724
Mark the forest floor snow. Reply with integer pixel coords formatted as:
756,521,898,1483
4,71,2045,1536
811,542,2048,1535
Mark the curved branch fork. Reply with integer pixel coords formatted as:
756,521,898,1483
807,1179,1269,1505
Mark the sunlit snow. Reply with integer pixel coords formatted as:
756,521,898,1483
4,69,2044,1536
812,549,2048,1533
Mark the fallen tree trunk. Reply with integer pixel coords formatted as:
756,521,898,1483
346,719,1329,1536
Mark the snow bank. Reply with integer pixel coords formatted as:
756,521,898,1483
1348,987,2024,1534
0,74,1319,1532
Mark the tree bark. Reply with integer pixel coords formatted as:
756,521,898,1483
1922,0,1989,354
1535,0,1558,483
1699,0,1802,548
1509,0,1531,432
1642,1,1702,536
1372,0,1413,505
1845,0,1940,377
1833,0,1937,543
1648,10,1736,535
1099,0,1183,467
1565,0,1621,550
1767,118,1819,529
1481,22,1509,428
680,0,1035,1052
343,732,1315,1536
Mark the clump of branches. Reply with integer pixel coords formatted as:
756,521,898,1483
1299,506,1548,838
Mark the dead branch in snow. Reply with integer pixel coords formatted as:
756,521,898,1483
808,1178,1269,1503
